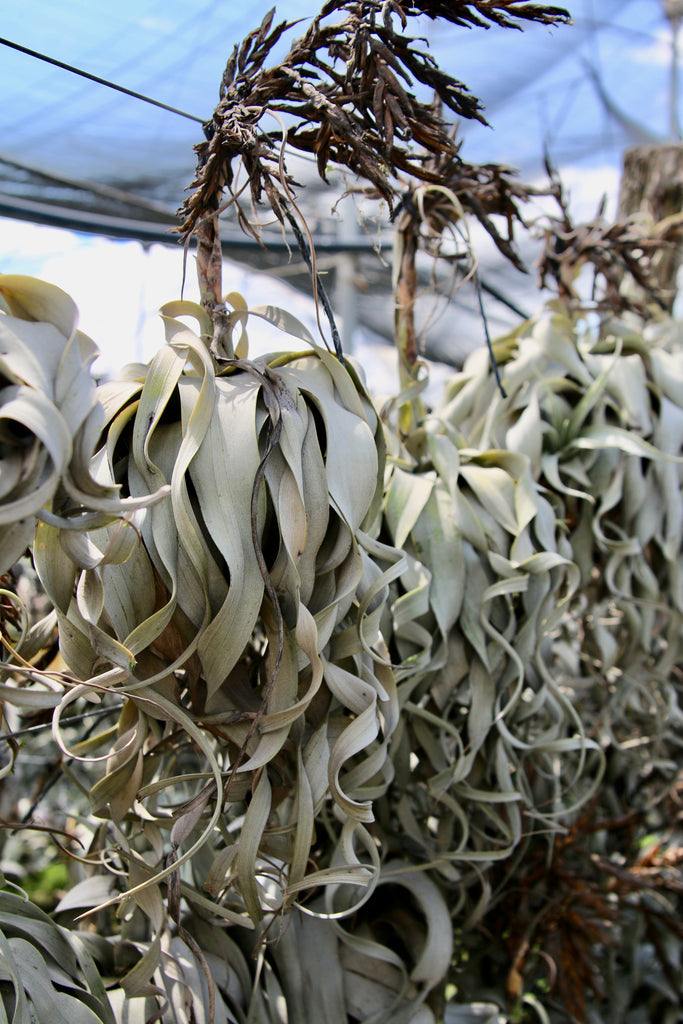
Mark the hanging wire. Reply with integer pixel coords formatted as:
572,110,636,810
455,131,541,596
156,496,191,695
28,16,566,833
0,36,206,124
474,268,507,398
0,703,125,744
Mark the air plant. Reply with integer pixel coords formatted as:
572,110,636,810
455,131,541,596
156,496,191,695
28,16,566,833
428,302,683,1021
6,3,682,1023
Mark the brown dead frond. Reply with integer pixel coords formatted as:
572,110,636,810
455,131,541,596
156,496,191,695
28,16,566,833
491,801,683,1022
497,811,622,1021
397,142,554,270
178,1,570,243
537,163,683,314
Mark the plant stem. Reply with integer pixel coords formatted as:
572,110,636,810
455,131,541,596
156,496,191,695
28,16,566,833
393,199,425,434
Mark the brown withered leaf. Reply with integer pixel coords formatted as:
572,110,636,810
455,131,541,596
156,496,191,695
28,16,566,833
178,1,570,248
537,163,682,314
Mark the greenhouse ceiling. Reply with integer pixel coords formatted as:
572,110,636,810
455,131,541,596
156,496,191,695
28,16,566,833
0,0,679,360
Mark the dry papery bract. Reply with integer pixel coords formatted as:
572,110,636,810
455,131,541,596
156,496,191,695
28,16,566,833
179,1,569,257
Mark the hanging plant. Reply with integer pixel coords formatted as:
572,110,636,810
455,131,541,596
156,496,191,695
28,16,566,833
427,301,683,1019
0,275,167,575
377,400,601,926
30,290,404,960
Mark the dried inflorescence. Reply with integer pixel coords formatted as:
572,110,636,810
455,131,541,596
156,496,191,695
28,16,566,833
537,165,683,315
482,802,683,1022
178,1,570,245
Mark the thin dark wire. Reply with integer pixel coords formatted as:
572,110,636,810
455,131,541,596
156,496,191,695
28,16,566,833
18,704,125,823
474,269,507,399
282,204,345,364
0,702,124,743
0,36,206,125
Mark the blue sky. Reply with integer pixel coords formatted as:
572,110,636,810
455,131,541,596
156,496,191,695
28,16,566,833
1,1,679,381
2,1,677,191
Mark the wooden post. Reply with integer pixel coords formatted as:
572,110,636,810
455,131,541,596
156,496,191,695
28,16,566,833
618,143,683,311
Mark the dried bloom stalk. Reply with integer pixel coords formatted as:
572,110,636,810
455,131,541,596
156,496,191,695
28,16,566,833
537,163,683,314
178,1,570,243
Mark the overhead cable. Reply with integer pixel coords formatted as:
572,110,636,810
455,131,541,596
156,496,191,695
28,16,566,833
0,36,206,125
0,193,530,329
0,154,178,218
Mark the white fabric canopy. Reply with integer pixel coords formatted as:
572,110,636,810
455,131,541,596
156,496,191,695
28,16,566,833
0,0,677,359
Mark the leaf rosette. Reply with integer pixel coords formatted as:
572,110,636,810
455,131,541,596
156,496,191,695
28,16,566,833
0,275,120,572
33,295,402,928
439,303,683,690
380,416,596,913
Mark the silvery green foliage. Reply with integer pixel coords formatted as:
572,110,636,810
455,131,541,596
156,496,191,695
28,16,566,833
8,287,429,1021
0,886,116,1024
0,275,168,575
420,303,683,1021
0,275,103,573
438,304,683,789
3,279,681,1024
379,340,603,920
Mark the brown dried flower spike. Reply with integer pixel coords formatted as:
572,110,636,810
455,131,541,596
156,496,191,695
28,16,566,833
179,1,570,243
